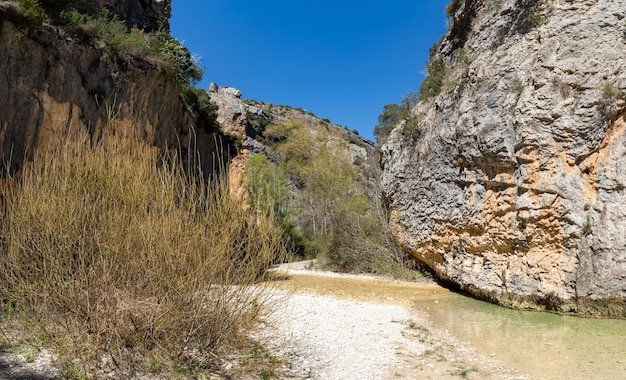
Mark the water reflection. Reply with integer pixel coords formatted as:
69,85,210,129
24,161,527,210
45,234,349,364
413,293,626,380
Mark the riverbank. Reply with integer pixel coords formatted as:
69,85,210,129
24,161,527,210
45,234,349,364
4,261,623,379
264,261,529,379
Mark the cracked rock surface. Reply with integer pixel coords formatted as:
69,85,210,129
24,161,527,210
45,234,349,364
381,0,626,316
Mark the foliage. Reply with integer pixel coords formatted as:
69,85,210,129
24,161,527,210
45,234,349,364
374,91,419,143
0,135,288,377
452,47,470,65
513,78,524,94
446,0,464,19
263,119,302,144
146,30,204,87
599,82,626,119
245,154,306,255
246,154,295,222
246,111,270,130
251,119,411,273
373,103,400,143
60,7,216,131
401,114,421,140
518,1,545,33
61,8,203,89
181,87,219,133
582,215,593,236
63,9,149,56
520,10,543,33
15,0,46,25
551,77,572,99
419,55,447,100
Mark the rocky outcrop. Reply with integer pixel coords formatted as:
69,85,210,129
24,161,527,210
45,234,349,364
381,0,626,316
208,84,375,193
0,14,219,178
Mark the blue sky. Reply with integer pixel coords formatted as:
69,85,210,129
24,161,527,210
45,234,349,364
170,1,451,142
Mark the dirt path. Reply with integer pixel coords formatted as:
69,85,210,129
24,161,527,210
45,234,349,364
265,262,530,380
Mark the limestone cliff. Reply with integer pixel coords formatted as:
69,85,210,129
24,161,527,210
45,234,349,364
207,84,375,194
381,0,626,316
0,2,220,178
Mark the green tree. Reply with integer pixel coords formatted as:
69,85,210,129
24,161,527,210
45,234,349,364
245,153,306,255
373,91,419,143
245,153,294,221
373,103,401,143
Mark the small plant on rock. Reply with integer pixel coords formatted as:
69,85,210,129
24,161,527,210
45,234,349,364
599,81,625,119
582,215,593,236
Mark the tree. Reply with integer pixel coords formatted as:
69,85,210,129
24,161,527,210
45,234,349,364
373,91,419,143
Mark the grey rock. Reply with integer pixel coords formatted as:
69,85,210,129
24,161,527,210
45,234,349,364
381,0,626,316
218,87,242,98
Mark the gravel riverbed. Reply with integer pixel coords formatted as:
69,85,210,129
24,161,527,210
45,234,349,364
264,262,530,380
0,262,530,380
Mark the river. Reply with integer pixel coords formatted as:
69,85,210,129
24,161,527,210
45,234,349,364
412,289,626,380
274,267,626,380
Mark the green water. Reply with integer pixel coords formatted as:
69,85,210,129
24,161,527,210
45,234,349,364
412,292,626,380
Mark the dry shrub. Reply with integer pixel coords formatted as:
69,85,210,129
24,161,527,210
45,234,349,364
0,135,287,376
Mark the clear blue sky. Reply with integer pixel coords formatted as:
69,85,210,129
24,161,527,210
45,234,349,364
170,1,451,142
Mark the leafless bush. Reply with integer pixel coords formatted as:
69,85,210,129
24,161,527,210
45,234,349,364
0,134,287,377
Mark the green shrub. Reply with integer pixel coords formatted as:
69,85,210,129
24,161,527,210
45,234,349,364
246,111,270,130
513,78,524,94
256,119,411,274
599,82,625,119
518,2,545,33
446,0,464,19
15,0,46,25
147,31,204,87
62,9,149,55
582,215,593,236
61,8,203,89
263,119,303,145
182,87,219,133
245,153,306,256
401,114,421,140
374,91,419,143
419,56,447,100
520,10,543,32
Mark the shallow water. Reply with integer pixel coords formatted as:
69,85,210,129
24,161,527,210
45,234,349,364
412,291,626,380
275,271,626,380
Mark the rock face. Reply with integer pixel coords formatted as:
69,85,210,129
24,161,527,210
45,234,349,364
0,14,219,178
208,85,374,194
381,0,626,316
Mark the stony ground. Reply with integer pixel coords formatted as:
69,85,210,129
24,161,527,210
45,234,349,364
264,262,531,380
0,262,532,379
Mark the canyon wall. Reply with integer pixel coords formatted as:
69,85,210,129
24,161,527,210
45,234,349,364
0,4,219,177
381,0,626,316
207,84,374,195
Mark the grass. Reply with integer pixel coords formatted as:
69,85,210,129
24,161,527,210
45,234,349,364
582,215,593,236
455,365,479,378
0,133,288,377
